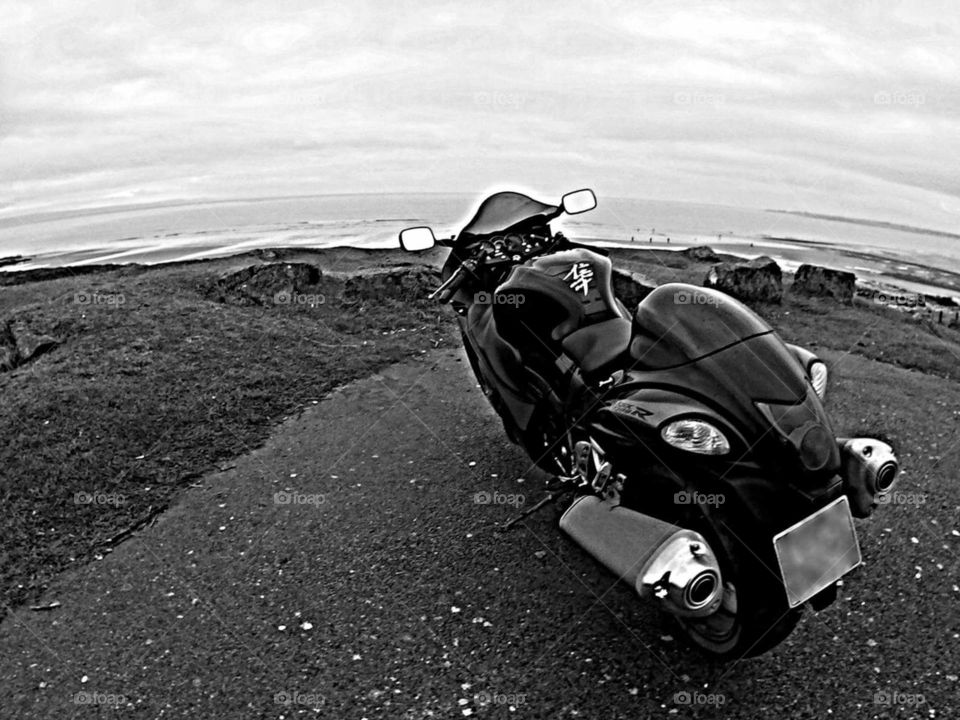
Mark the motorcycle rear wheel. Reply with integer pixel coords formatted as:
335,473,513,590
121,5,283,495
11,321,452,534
619,475,804,659
674,500,804,658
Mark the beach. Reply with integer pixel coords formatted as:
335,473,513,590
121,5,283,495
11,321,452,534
2,194,959,303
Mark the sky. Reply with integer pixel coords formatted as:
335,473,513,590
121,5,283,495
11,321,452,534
2,0,960,231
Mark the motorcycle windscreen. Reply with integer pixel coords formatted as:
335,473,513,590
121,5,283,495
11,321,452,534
459,192,557,238
631,282,775,368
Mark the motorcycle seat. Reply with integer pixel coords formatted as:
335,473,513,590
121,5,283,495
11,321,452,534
561,317,633,377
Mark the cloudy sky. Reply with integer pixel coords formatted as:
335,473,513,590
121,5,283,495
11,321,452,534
2,0,959,230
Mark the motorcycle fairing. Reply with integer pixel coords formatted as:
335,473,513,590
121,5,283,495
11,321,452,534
591,336,840,484
631,283,773,369
465,302,537,430
458,191,559,240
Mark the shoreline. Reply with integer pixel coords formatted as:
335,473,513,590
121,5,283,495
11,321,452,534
4,236,958,308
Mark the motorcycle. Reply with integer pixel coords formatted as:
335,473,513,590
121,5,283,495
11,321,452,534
399,189,899,658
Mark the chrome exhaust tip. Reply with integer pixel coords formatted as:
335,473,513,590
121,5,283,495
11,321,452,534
636,531,724,617
559,496,724,619
876,460,898,493
838,438,900,517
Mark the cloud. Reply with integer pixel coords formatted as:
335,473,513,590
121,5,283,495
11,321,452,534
0,0,958,231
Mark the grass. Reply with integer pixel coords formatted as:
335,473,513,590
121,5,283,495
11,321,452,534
763,294,960,383
0,259,454,615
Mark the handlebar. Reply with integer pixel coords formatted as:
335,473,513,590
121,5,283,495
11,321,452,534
428,232,568,303
429,259,476,302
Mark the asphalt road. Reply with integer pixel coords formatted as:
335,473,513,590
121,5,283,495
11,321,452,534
1,347,957,719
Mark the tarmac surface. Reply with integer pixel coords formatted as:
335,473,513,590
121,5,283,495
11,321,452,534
1,347,957,719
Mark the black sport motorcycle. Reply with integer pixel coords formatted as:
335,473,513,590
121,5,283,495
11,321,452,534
399,189,900,658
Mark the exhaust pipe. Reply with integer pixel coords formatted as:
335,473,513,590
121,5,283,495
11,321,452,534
559,495,723,618
838,438,900,517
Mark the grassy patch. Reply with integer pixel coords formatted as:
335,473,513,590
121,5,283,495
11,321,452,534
0,262,454,614
758,294,960,382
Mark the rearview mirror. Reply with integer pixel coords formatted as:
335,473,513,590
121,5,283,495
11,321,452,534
561,189,597,215
399,226,436,252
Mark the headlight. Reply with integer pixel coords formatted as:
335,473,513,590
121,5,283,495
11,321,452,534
661,418,731,456
809,361,828,399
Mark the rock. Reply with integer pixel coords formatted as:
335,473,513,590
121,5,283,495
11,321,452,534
681,246,721,262
10,321,60,363
922,293,954,308
205,263,323,306
0,319,61,371
341,267,441,302
612,269,657,310
792,264,856,303
0,345,15,371
704,256,782,304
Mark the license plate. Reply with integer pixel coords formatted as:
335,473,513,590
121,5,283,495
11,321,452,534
773,495,861,608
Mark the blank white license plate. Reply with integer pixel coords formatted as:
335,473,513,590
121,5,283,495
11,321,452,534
773,495,861,608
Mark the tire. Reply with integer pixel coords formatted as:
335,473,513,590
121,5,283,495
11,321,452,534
677,496,803,659
621,473,803,659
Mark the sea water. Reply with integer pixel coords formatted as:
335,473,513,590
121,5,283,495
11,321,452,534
1,194,957,295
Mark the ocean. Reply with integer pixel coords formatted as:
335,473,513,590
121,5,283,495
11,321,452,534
1,193,957,296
